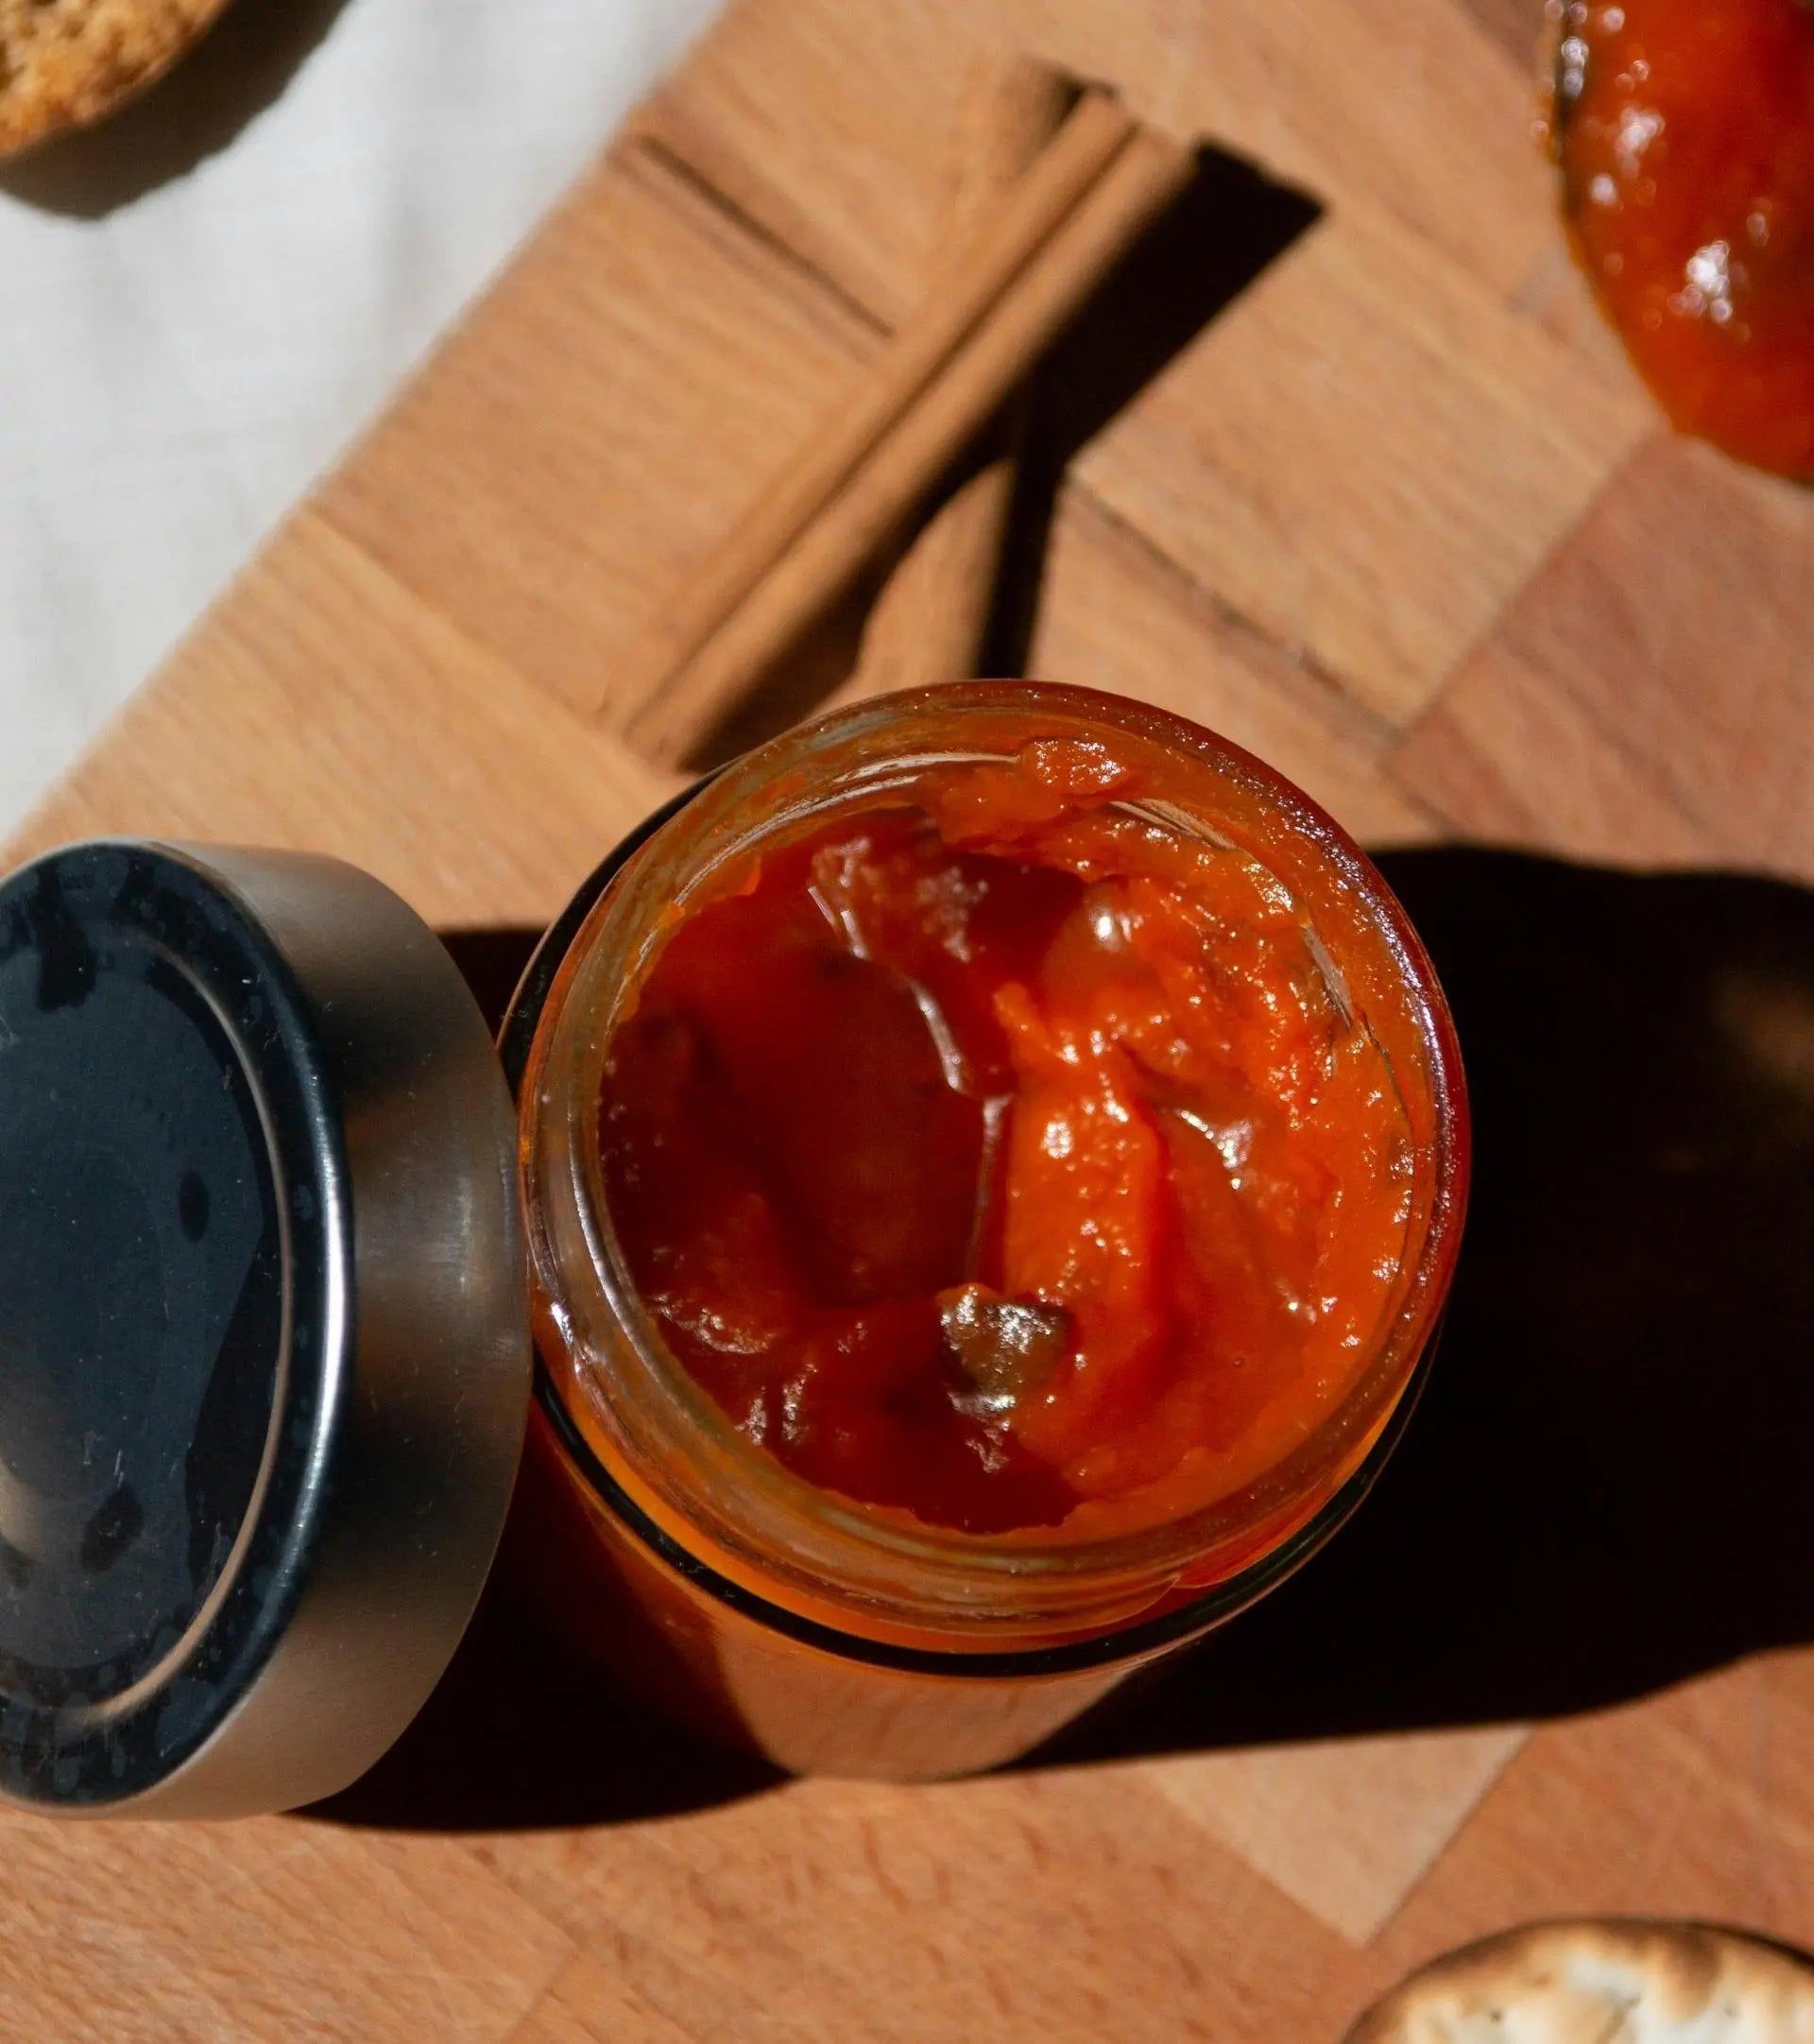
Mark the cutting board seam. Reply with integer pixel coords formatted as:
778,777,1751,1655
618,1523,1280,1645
1388,433,1729,851
633,130,895,343
1061,479,1422,753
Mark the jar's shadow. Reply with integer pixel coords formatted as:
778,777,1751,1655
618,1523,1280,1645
310,1526,786,1832
313,847,1814,1829
1043,846,1814,1767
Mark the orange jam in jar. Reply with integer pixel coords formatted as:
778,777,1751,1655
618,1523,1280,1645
509,684,1467,1778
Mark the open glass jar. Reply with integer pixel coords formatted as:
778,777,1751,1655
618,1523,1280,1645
0,679,1465,1813
504,681,1468,1779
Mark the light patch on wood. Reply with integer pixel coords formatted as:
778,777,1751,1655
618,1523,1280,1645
1142,1726,1529,1943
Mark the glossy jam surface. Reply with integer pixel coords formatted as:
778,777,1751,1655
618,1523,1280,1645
1559,0,1814,477
599,739,1415,1537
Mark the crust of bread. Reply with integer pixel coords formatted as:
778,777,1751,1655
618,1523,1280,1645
1345,1920,1814,2044
0,0,231,158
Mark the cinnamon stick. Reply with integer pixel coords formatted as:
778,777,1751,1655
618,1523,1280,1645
850,55,1074,699
602,84,1135,734
624,118,1193,766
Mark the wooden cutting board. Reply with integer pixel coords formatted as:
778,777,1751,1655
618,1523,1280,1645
9,1,1814,2037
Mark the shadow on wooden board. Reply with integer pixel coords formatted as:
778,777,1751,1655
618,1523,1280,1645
1048,847,1814,1767
315,849,1814,1827
984,139,1325,681
310,1521,788,1834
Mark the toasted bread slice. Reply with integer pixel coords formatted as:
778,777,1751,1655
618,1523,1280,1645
0,0,231,158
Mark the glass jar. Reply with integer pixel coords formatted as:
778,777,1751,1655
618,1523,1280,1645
503,681,1468,1780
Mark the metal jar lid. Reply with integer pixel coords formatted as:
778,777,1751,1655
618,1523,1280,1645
0,841,529,1819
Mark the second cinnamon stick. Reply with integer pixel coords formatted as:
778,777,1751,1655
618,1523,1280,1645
852,55,1076,698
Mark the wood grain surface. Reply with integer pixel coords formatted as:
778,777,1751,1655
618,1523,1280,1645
8,1,1814,2038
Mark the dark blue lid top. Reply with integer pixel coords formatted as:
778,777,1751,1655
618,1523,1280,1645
0,840,527,1817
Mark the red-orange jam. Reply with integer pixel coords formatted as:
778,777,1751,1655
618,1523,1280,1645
1559,0,1814,477
599,739,1415,1538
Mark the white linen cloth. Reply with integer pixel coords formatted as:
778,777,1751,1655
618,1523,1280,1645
0,0,720,839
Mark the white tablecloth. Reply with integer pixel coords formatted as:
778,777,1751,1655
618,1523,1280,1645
0,0,720,840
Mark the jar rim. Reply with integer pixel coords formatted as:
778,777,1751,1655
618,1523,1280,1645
514,682,1470,1642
